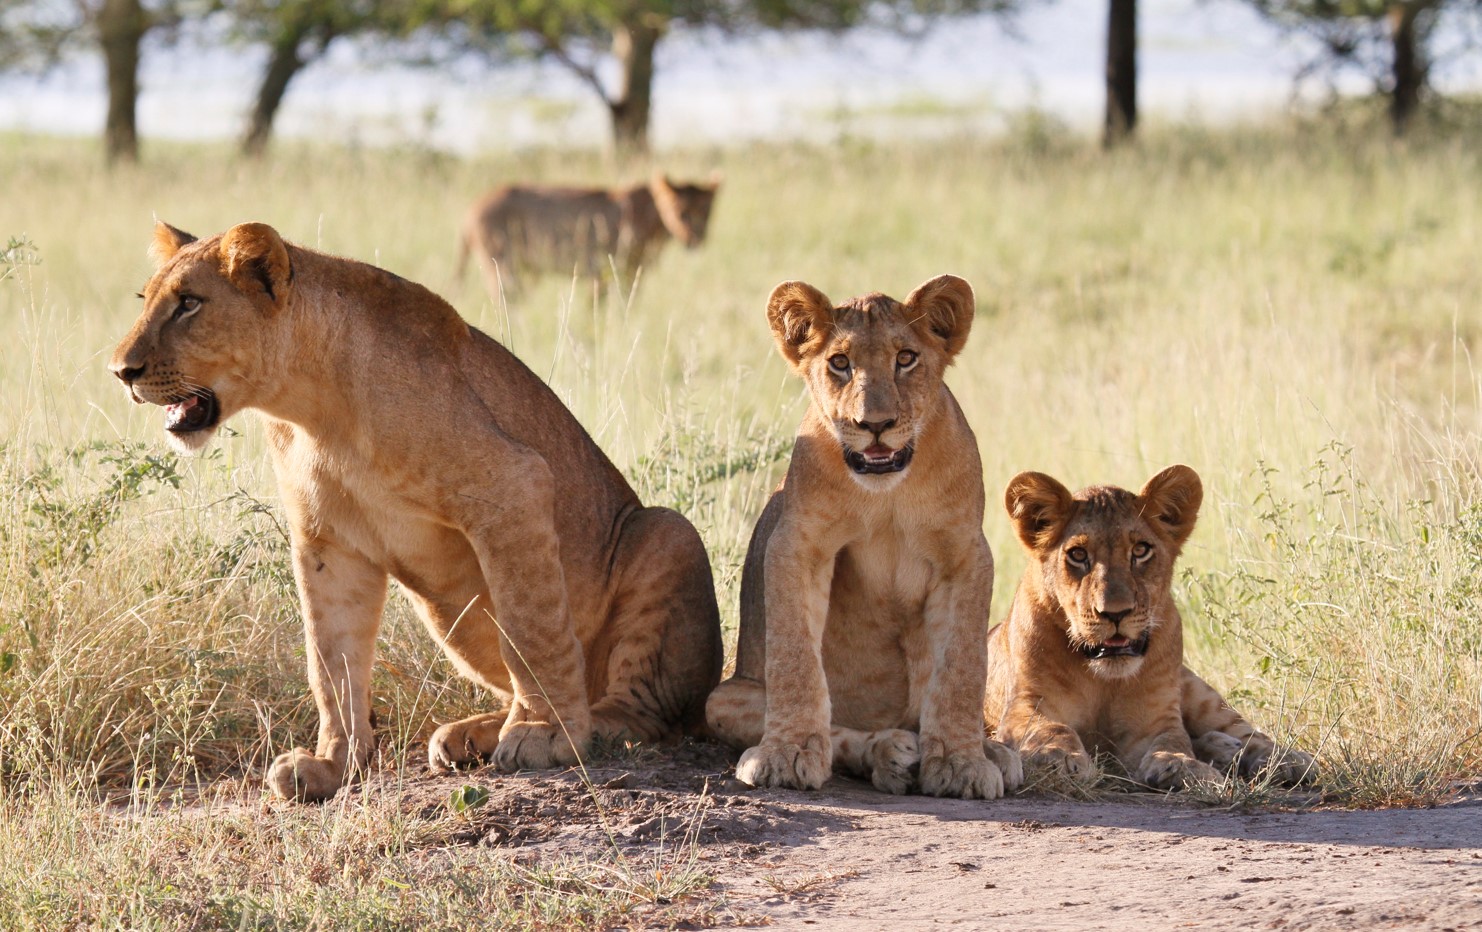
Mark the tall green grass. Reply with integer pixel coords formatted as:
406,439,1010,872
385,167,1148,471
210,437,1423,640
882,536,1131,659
1,115,1481,922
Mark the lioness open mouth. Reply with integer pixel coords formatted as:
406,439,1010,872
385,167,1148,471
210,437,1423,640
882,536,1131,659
1079,631,1150,660
844,443,914,476
164,390,220,434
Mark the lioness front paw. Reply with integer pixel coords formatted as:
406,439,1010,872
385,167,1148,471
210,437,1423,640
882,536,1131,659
1137,750,1222,789
919,742,1005,800
491,722,584,772
428,716,503,771
735,736,831,791
1026,745,1096,783
267,748,345,802
984,739,1025,793
865,729,920,795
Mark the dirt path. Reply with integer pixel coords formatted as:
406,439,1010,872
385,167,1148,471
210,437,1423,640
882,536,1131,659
380,743,1481,929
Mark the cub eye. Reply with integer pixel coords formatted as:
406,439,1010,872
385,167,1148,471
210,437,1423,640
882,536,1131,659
1132,541,1153,562
896,350,918,371
827,354,851,376
1066,547,1089,567
172,295,202,321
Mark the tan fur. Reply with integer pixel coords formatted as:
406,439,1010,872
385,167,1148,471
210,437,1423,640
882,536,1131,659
985,466,1315,788
706,276,1023,799
456,172,720,297
110,221,723,802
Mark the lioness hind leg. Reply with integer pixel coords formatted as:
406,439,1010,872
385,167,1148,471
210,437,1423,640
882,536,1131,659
1181,666,1316,786
588,507,723,746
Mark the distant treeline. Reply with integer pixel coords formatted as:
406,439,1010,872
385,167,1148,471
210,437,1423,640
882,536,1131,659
1,0,1476,164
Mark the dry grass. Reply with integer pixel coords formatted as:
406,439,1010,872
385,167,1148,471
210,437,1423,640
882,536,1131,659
2,113,1482,925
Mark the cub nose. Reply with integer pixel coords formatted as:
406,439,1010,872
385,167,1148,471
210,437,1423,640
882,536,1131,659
112,362,146,383
856,418,896,436
1097,608,1132,627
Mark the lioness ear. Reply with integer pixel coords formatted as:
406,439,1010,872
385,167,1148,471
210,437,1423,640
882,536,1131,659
904,274,974,361
767,280,833,371
150,221,197,266
219,222,292,308
1138,464,1203,546
1005,471,1075,552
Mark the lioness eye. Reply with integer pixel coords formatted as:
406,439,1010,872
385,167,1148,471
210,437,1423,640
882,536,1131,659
827,354,851,375
1132,542,1153,562
1067,547,1089,566
172,295,202,321
896,350,918,370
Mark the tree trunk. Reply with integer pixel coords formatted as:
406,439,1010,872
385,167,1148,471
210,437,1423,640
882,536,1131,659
1388,2,1426,137
609,18,664,160
1103,0,1137,148
242,26,319,158
98,0,146,164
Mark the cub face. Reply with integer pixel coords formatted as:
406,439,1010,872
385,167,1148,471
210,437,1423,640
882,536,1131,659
1005,465,1203,678
766,275,974,489
109,221,293,454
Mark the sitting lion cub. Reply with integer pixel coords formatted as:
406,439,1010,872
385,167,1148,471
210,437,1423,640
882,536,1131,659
110,221,723,801
457,173,720,297
706,275,1022,799
985,465,1314,789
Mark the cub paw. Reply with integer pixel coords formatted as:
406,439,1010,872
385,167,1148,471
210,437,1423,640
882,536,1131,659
1256,746,1318,787
1192,730,1245,772
491,722,584,772
1026,745,1096,783
1138,750,1222,790
267,748,345,802
735,736,831,791
428,716,503,771
864,729,920,795
919,742,1005,800
983,739,1025,793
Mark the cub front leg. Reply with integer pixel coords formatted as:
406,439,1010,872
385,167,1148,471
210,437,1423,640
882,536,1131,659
268,536,388,802
735,524,836,791
918,538,1016,799
1122,704,1221,790
999,696,1096,782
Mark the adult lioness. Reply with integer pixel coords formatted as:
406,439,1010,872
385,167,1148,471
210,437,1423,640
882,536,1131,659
985,466,1314,789
456,173,720,297
110,221,723,802
705,276,1022,799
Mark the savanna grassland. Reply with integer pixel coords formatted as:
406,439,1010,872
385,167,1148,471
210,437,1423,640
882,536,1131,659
1,116,1481,927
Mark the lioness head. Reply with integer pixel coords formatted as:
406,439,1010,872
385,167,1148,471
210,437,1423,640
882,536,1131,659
1004,465,1203,678
109,221,294,454
650,173,721,249
766,274,974,488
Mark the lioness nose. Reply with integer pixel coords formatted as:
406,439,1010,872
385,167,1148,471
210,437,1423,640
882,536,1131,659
857,418,896,436
112,362,145,383
1098,608,1132,626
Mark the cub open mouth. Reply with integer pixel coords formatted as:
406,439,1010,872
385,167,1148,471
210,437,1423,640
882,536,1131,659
164,390,220,434
844,443,914,476
1079,631,1150,660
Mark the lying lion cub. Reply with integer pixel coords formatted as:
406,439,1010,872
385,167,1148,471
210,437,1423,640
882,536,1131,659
110,221,723,801
706,275,1023,799
985,465,1314,789
457,172,720,296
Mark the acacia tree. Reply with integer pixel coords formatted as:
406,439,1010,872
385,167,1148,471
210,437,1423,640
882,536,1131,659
0,0,196,163
422,0,1018,159
1103,0,1135,146
1245,0,1482,135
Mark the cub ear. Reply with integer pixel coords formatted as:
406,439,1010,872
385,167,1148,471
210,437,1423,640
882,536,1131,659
707,169,723,191
150,221,197,266
219,222,292,308
1005,471,1075,552
649,172,689,240
1138,464,1203,546
766,280,833,371
903,274,975,361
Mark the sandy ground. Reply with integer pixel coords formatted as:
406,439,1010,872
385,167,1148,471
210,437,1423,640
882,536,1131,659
376,742,1482,930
